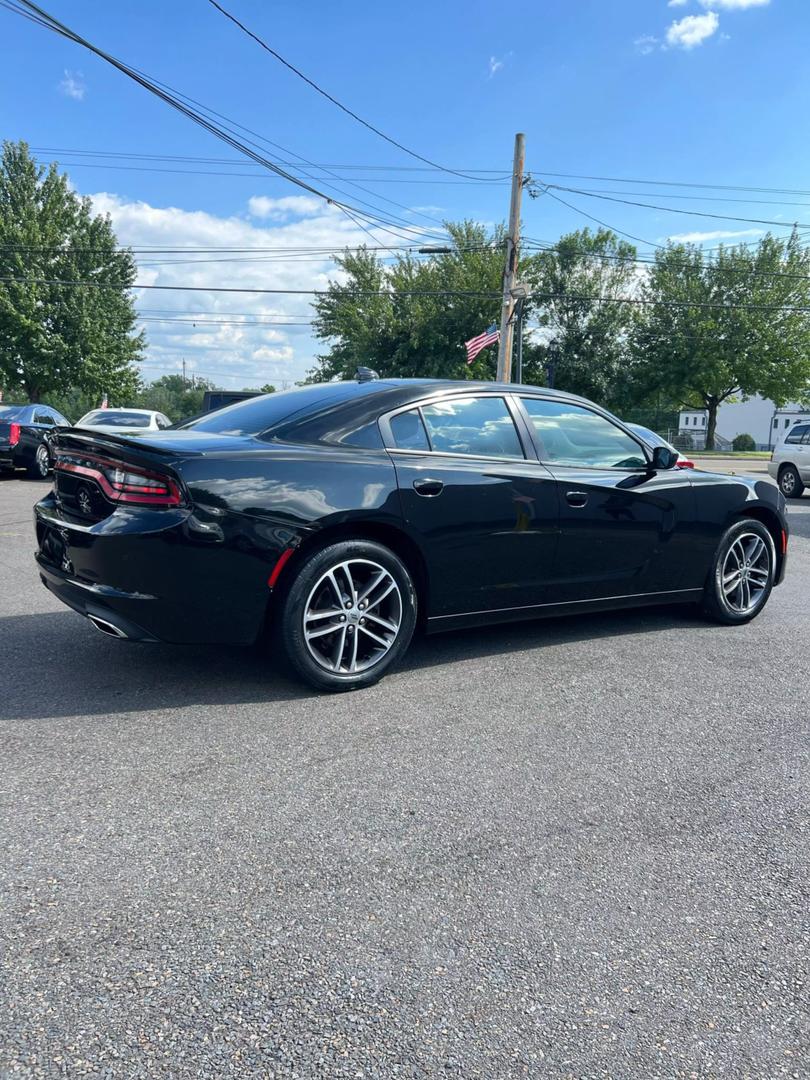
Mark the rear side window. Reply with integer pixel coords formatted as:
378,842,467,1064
188,385,347,437
419,397,524,459
390,409,430,451
522,398,647,469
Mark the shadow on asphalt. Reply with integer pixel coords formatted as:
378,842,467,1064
0,603,706,722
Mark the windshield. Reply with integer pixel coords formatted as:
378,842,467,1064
628,424,670,450
0,406,25,420
81,411,152,427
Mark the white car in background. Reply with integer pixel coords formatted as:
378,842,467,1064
75,408,172,436
768,419,810,498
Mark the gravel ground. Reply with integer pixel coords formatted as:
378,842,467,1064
1,474,808,1079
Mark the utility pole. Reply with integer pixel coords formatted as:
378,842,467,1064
495,132,525,383
182,358,187,388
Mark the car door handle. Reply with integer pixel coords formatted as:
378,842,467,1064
565,490,589,508
413,478,444,497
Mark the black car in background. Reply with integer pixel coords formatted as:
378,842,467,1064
34,378,788,691
0,403,70,478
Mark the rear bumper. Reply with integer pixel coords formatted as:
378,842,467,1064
37,556,160,642
34,492,287,645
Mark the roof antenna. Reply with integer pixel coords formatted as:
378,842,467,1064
355,367,379,383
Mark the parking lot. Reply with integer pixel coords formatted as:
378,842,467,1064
1,473,808,1078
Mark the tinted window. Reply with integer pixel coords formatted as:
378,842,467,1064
785,424,810,444
272,409,384,449
522,399,647,469
390,409,430,451
34,411,54,425
51,411,68,426
420,397,524,459
188,385,351,437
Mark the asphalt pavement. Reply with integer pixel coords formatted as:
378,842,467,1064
1,473,808,1079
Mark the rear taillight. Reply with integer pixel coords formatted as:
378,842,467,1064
9,422,20,447
677,459,695,469
54,450,183,507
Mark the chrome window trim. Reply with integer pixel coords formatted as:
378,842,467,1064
380,390,531,463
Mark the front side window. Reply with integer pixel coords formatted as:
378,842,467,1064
419,396,524,459
521,398,647,470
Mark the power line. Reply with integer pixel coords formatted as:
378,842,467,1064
538,187,665,249
3,1,450,243
6,276,810,313
535,170,810,199
207,0,496,183
29,158,509,186
0,275,501,297
551,184,809,231
29,146,510,173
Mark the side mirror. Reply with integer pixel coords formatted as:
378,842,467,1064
651,445,678,471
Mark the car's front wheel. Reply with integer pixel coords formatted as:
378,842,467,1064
778,464,804,499
276,539,417,691
702,519,776,625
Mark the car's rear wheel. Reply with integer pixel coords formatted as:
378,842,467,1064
276,540,417,691
27,444,50,479
702,519,776,625
778,464,804,499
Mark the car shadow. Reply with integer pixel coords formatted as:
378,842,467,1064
0,603,705,722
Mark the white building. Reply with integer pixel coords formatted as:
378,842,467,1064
677,395,808,450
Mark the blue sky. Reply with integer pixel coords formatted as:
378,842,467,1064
2,0,808,386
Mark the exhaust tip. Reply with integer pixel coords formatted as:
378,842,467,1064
87,614,129,639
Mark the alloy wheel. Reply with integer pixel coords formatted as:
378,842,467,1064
303,558,403,674
36,445,50,477
780,469,796,496
720,531,772,615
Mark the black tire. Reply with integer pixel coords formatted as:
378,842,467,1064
778,464,804,499
276,539,417,692
27,444,51,480
702,519,776,625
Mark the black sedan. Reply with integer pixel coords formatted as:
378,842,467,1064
34,378,788,691
1,403,70,478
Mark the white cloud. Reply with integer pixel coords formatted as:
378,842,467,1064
58,70,86,101
247,195,322,221
699,0,769,8
665,11,720,49
634,35,659,55
488,55,504,78
666,228,763,243
87,191,431,387
668,0,689,6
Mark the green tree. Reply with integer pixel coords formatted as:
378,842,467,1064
136,374,214,423
309,222,511,382
0,141,143,403
631,232,810,448
521,229,638,406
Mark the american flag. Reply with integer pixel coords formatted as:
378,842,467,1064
465,324,499,365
